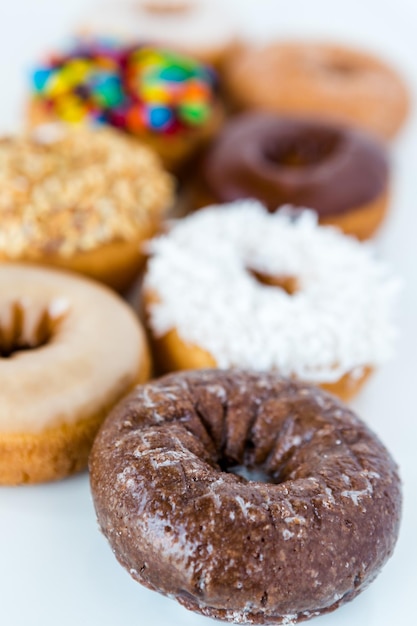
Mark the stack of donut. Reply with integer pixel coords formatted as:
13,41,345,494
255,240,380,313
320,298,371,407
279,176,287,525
0,6,409,626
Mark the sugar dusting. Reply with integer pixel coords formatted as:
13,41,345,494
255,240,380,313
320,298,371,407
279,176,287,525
145,201,400,383
341,470,380,506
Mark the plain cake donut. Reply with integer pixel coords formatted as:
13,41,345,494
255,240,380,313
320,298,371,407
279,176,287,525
90,369,402,624
199,112,390,239
224,41,409,140
144,201,400,400
0,264,150,485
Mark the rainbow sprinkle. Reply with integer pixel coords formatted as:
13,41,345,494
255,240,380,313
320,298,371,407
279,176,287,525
31,39,217,135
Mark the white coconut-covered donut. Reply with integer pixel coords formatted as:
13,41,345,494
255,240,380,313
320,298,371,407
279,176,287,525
144,201,399,400
0,264,150,485
81,0,238,67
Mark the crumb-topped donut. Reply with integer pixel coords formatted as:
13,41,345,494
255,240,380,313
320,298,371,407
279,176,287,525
0,125,173,291
81,0,239,68
0,264,150,485
199,113,390,239
224,42,409,140
144,201,400,400
29,39,222,170
90,369,402,624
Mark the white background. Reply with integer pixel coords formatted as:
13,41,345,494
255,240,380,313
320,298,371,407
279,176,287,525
0,1,416,625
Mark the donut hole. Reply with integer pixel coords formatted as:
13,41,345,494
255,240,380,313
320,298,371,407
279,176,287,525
228,464,272,483
321,59,361,76
0,299,68,358
247,268,299,295
138,0,194,15
263,129,341,168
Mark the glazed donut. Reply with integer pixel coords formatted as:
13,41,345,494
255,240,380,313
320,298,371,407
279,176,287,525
90,369,402,624
224,41,409,140
198,113,390,240
29,39,222,171
0,264,150,485
81,0,239,68
0,125,173,291
144,201,400,400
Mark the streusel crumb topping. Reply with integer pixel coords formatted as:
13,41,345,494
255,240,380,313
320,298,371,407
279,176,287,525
0,125,173,257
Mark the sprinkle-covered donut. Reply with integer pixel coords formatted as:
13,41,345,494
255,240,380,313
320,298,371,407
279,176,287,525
144,201,400,400
0,125,173,291
90,369,402,624
0,264,150,485
224,42,409,140
198,113,390,239
29,39,221,169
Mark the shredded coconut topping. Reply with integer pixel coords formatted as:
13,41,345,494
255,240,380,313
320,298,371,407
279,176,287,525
145,201,400,383
0,125,173,257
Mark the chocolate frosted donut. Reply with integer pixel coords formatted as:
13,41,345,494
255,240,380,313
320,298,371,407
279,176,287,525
200,113,390,239
90,370,402,625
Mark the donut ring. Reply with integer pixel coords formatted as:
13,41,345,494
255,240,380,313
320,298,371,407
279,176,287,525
144,201,399,401
90,369,402,624
0,264,150,485
0,125,173,291
224,42,410,140
199,113,390,240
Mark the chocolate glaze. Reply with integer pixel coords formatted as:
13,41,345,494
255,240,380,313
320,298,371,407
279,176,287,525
90,370,401,624
202,113,389,216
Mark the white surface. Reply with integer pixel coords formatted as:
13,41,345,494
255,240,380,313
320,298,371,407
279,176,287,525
0,1,416,625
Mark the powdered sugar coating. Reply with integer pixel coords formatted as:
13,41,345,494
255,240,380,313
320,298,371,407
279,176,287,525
145,201,400,383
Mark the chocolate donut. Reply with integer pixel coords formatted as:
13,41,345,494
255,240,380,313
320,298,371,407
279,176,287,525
200,113,390,239
90,370,402,625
